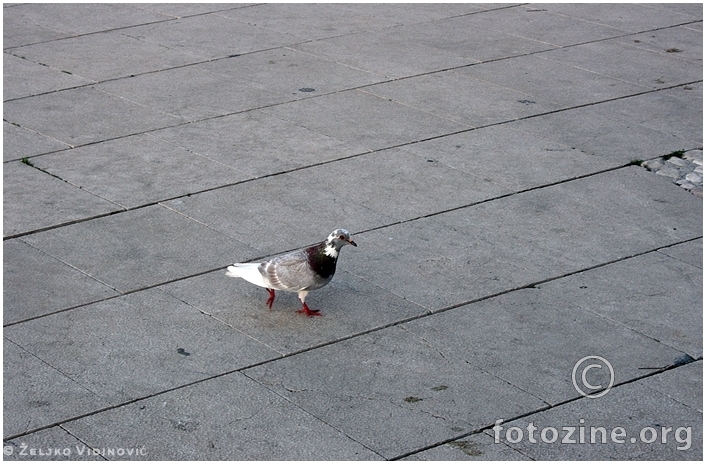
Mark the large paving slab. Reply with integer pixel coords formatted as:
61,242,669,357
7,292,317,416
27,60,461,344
243,325,547,459
121,13,302,60
611,84,703,146
291,29,475,79
160,268,427,354
218,2,398,41
27,133,253,209
4,288,278,413
536,241,703,359
289,147,512,222
398,124,618,192
449,4,638,47
287,126,612,224
3,161,121,238
533,37,702,91
155,124,614,253
200,48,385,97
361,69,562,128
134,3,252,18
3,53,92,101
260,89,470,151
147,110,371,178
658,237,703,269
218,3,492,42
2,13,71,49
3,239,119,325
508,85,703,162
3,86,184,147
616,24,704,63
388,13,557,62
63,372,382,460
95,64,286,122
538,3,702,32
456,53,649,107
161,174,392,256
6,31,201,82
344,167,702,310
639,359,703,413
3,339,110,439
2,3,172,36
2,122,70,162
20,205,259,292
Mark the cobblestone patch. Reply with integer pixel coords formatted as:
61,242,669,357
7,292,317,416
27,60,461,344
641,149,703,197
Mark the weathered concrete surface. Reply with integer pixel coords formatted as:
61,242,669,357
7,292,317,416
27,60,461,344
3,3,702,460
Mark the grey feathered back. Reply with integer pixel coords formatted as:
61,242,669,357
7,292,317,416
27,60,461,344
259,249,332,292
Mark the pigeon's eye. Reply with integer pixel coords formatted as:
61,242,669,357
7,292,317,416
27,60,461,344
339,235,345,240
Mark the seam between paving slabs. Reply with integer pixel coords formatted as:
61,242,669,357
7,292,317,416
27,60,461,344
396,323,554,406
237,373,388,460
571,300,702,361
4,78,701,243
1,3,263,53
655,248,703,271
14,238,123,295
238,370,391,460
18,158,132,211
3,236,701,442
53,424,103,460
3,338,107,417
153,286,287,356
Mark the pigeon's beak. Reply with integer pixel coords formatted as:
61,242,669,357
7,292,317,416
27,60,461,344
348,238,357,247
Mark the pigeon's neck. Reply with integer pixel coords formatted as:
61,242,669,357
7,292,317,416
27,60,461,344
323,241,339,258
306,242,338,279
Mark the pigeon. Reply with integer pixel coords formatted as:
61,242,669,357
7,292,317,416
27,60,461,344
226,229,357,316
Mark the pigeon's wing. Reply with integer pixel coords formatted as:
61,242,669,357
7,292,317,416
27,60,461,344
261,250,323,292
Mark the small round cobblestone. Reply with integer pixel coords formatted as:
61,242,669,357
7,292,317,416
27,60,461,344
641,149,703,197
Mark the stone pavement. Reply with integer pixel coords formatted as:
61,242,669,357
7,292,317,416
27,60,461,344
2,3,703,460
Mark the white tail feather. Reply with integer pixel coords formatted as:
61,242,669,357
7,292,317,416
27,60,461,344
226,263,268,288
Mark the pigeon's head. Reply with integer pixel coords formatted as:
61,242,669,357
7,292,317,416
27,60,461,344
324,229,357,256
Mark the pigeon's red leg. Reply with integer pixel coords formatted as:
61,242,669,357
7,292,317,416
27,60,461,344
266,288,275,309
297,302,322,317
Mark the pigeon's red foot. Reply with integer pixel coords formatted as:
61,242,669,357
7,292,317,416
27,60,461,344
297,302,322,317
266,288,275,309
